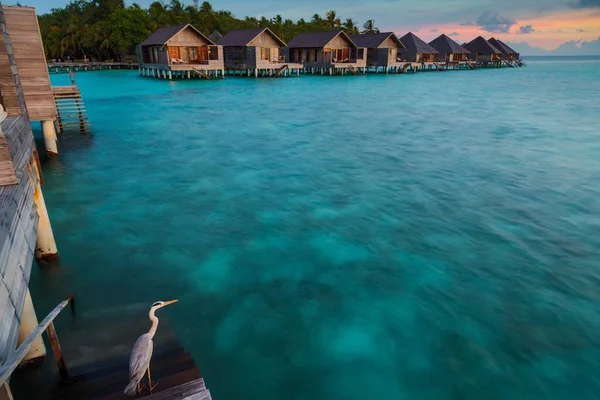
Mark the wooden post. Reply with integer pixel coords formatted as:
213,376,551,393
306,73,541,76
46,321,69,382
33,179,58,262
41,121,58,156
17,290,46,364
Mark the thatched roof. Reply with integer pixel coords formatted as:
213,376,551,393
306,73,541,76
488,38,519,55
140,24,215,46
428,34,470,54
218,27,286,47
398,32,439,54
349,32,405,49
463,36,502,54
287,31,357,48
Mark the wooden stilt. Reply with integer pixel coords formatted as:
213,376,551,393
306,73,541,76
46,321,69,382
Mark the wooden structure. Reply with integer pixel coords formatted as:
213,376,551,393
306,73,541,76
463,36,502,67
0,6,61,398
0,6,59,156
48,62,138,74
488,38,523,67
137,24,225,80
398,32,441,71
349,32,407,73
0,6,55,121
40,305,212,400
428,34,474,70
52,86,92,134
285,31,367,75
218,27,301,77
0,296,75,399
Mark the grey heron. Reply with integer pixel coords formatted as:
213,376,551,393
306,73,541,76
124,300,178,396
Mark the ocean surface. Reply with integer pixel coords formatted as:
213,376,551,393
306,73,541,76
22,57,600,399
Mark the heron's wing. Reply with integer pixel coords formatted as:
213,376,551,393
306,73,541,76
129,333,153,381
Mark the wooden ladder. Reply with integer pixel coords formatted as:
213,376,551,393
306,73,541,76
401,63,411,73
192,67,211,79
275,64,288,77
346,65,357,75
52,86,92,134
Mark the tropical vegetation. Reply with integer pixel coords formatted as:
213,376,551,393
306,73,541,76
38,0,380,61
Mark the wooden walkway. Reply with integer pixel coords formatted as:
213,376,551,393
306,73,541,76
48,62,138,73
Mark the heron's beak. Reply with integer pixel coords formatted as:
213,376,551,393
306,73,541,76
162,299,178,306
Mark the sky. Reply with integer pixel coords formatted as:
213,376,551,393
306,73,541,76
13,0,600,52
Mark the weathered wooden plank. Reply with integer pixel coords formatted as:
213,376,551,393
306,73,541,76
2,6,55,121
0,298,72,386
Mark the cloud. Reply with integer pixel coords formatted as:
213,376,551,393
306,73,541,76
430,28,438,33
506,41,550,55
475,12,516,33
576,28,586,32
552,37,600,55
448,32,459,37
571,0,600,8
460,21,475,26
518,25,535,34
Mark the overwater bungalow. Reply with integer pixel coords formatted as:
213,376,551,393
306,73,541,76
428,34,474,70
285,31,367,75
488,38,522,66
349,32,407,73
397,32,441,71
217,27,301,77
136,23,225,79
463,36,502,67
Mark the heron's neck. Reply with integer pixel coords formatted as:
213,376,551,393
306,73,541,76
148,308,159,339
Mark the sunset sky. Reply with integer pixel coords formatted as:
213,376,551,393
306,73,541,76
18,0,600,50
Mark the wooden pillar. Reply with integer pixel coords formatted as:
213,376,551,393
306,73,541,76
138,68,142,75
17,289,47,363
168,70,172,80
47,321,69,381
41,120,58,156
33,179,58,262
254,69,258,77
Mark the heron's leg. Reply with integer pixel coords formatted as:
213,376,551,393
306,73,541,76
147,365,159,392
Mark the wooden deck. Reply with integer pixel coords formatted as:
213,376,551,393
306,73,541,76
0,114,39,364
1,6,55,122
50,346,210,400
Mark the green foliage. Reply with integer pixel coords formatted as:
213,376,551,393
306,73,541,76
39,0,380,60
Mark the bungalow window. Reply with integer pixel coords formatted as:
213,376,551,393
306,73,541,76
333,48,349,62
188,47,198,62
208,46,219,60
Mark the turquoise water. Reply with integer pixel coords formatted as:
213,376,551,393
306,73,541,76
29,58,600,399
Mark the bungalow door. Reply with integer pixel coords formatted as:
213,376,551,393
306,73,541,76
198,46,208,63
168,46,180,62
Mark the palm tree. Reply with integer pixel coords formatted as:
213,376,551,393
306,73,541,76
199,1,218,30
324,10,340,30
343,18,358,34
311,13,323,27
362,19,379,34
168,0,185,23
